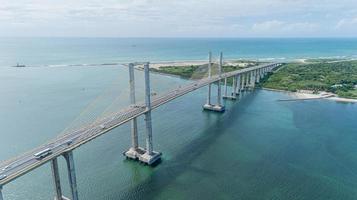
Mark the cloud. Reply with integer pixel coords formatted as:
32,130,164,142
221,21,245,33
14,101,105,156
0,0,356,37
336,17,357,29
252,20,319,36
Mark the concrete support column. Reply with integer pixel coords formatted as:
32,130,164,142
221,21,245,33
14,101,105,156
224,78,227,97
129,63,139,151
217,52,223,106
241,73,245,91
63,151,79,200
245,72,249,88
144,63,153,155
203,52,225,112
245,73,249,88
232,76,237,98
249,71,252,86
207,52,212,105
256,69,260,83
0,186,3,200
245,73,248,89
139,63,162,165
124,63,142,160
51,158,64,200
246,73,249,88
236,75,241,94
251,70,256,87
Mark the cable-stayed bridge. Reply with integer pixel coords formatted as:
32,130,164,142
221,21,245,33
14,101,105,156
0,52,280,200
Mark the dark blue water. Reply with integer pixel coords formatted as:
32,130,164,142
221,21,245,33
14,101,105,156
0,38,357,200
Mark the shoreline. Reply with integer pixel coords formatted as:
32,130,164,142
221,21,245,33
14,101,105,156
131,59,357,104
263,87,357,103
131,59,262,70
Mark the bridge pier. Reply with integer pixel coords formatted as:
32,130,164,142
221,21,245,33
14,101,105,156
0,185,3,200
51,158,71,200
203,52,225,112
224,77,227,97
246,71,252,90
232,76,237,99
243,73,248,91
235,74,241,95
256,69,260,83
124,63,145,160
244,73,249,90
63,151,79,200
240,73,245,92
223,76,237,100
138,63,162,165
249,70,256,89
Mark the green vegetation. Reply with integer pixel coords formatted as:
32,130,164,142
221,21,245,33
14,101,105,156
151,64,247,80
262,61,357,99
151,59,357,99
151,65,207,79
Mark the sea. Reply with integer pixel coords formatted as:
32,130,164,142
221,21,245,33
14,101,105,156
0,38,357,200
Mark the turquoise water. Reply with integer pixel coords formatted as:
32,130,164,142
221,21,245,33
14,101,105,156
1,38,357,200
1,38,357,67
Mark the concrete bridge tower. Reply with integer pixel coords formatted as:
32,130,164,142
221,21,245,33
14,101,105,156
203,52,225,112
124,63,161,165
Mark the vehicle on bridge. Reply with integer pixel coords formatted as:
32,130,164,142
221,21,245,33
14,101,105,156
0,174,7,180
34,148,52,160
1,165,10,172
99,124,107,130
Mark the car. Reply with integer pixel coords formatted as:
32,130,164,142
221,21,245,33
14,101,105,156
99,124,106,130
34,148,52,160
64,139,73,146
0,174,7,180
1,165,10,172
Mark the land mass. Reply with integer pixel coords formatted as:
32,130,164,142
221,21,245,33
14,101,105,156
150,59,357,100
262,60,357,99
149,60,263,80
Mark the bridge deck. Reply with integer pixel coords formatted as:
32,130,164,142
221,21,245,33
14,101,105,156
0,63,276,185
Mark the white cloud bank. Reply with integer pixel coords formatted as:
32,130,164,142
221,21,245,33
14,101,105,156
0,0,356,37
252,20,319,36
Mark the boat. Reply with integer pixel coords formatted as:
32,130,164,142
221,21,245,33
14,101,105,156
13,63,26,67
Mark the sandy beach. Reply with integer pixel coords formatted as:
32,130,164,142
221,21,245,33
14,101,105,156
273,89,357,103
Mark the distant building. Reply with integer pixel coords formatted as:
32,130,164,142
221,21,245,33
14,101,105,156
331,84,344,88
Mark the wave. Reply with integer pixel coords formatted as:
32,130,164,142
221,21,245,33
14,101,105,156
11,62,123,68
9,55,357,68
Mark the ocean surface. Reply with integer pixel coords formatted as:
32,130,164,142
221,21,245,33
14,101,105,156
0,38,357,200
1,38,357,67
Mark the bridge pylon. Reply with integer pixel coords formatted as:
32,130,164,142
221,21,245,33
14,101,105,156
203,52,225,112
124,63,161,166
124,63,146,160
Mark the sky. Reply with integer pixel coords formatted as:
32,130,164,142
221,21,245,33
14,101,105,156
0,0,357,37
